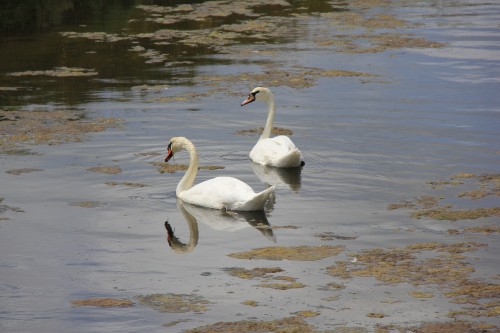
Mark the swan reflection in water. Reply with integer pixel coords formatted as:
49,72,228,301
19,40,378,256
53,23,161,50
165,199,276,254
250,162,302,192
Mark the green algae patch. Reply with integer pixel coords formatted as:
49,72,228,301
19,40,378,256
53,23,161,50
241,299,258,307
228,245,344,261
445,280,500,304
224,266,305,290
315,231,357,241
6,168,43,175
324,282,346,290
87,166,122,174
448,225,500,235
69,201,104,208
71,297,134,308
409,291,434,299
105,181,148,188
136,293,210,313
150,162,225,174
326,241,500,319
257,278,305,290
293,310,320,317
376,321,497,333
327,242,485,284
411,207,500,221
60,31,131,43
458,189,489,200
235,127,293,136
367,312,386,318
184,316,319,333
224,267,284,279
0,110,122,152
8,67,98,77
388,173,500,221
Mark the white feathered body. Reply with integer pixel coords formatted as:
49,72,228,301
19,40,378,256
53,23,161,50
250,135,303,168
178,176,274,211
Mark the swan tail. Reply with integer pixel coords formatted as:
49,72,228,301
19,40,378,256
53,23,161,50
275,149,303,168
236,185,275,211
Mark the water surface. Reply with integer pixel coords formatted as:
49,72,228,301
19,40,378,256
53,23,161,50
1,1,499,332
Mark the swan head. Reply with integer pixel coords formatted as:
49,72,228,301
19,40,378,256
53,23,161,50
241,86,272,106
165,136,187,162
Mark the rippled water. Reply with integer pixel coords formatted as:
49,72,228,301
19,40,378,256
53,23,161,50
1,1,499,332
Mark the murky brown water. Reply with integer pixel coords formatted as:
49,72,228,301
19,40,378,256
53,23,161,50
1,1,499,332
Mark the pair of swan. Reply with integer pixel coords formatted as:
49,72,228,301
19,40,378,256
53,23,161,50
164,87,303,212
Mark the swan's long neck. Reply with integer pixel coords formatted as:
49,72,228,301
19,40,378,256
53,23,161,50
177,139,198,195
260,95,275,140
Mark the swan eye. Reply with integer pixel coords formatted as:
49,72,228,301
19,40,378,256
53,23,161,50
252,90,260,96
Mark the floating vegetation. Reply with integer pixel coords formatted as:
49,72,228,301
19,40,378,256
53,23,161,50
105,181,148,188
377,320,498,333
136,293,210,313
60,31,131,42
69,201,104,208
326,241,500,319
410,207,500,221
230,267,304,289
86,166,122,174
367,312,385,318
183,316,318,333
388,173,500,221
409,291,434,299
241,300,258,307
314,231,357,241
316,7,446,54
323,282,346,290
6,168,43,175
224,267,305,290
448,225,500,235
0,198,24,218
224,267,284,279
292,310,320,317
150,162,225,174
149,66,373,103
235,127,293,136
257,279,305,290
70,298,134,308
228,245,344,261
445,280,500,307
0,110,122,152
131,84,169,92
8,67,98,77
199,66,374,91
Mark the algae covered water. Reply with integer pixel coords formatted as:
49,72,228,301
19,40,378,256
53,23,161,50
1,1,499,332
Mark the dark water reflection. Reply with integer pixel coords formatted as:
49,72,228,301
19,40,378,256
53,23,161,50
0,0,342,109
165,199,275,253
251,162,302,192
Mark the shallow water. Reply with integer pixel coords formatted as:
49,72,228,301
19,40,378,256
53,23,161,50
1,1,499,332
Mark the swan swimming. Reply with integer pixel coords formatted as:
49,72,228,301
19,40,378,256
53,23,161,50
164,136,274,211
241,87,304,168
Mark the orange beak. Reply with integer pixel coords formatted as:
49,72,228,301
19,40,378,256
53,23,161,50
241,93,255,106
165,145,173,162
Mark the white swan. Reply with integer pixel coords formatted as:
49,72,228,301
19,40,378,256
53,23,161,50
241,87,304,168
164,137,274,211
